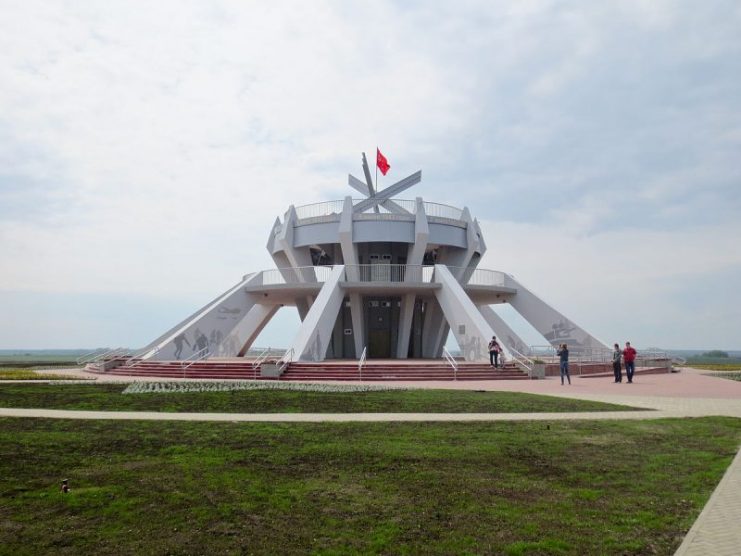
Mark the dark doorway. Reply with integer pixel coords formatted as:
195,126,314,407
366,297,397,358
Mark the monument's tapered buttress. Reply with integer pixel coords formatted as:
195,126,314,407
143,155,609,363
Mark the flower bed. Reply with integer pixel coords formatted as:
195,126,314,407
122,380,413,395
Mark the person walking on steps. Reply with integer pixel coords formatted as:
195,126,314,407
623,341,637,383
488,336,501,368
612,343,623,383
557,343,571,385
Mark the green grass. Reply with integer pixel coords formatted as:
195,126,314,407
0,417,738,555
0,383,640,413
689,363,741,371
0,354,82,368
0,368,83,381
708,372,741,382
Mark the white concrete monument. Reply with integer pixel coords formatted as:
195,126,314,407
139,154,609,363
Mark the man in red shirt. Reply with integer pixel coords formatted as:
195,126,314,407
623,341,637,383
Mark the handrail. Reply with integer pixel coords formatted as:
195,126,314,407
181,347,210,372
86,347,125,365
89,347,131,369
358,346,367,381
123,346,158,369
247,265,518,287
446,267,508,287
76,348,109,365
292,198,464,221
257,266,334,286
442,346,458,381
509,346,534,375
278,348,294,373
343,264,433,283
251,346,272,369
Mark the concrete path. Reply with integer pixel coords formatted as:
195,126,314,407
674,446,741,555
3,366,741,556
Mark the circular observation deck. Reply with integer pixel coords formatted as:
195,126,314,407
243,265,515,306
269,197,484,254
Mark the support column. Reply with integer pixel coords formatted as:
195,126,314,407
273,205,313,272
421,300,448,358
396,293,417,358
338,196,358,276
397,197,429,358
338,196,365,357
349,292,365,359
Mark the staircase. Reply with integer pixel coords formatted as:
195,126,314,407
94,359,529,381
282,361,527,381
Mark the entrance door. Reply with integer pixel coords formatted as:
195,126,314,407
367,298,392,358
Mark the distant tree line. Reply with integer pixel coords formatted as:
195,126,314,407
702,350,729,358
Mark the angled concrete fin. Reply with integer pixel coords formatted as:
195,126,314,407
144,274,260,361
287,265,346,361
506,274,610,355
477,305,528,357
433,265,493,362
232,303,281,356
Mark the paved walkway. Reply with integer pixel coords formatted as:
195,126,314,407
674,445,741,555
3,366,741,555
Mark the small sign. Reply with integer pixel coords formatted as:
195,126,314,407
344,328,352,335
458,324,466,335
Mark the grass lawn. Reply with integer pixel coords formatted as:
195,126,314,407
0,417,739,555
0,368,84,381
708,372,741,382
688,363,741,371
0,383,640,413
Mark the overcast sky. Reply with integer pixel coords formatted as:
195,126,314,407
1,0,740,351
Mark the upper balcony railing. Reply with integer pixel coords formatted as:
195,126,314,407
247,265,509,288
252,266,335,285
292,199,464,222
343,264,435,283
446,267,508,288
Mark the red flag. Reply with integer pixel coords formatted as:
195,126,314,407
376,148,390,176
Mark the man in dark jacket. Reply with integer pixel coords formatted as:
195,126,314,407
557,343,571,385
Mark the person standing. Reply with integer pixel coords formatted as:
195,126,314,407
557,343,571,385
623,341,637,383
488,336,501,368
612,343,623,383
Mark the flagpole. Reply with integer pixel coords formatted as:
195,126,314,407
375,149,378,192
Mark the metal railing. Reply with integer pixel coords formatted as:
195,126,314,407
84,347,131,370
76,348,110,365
508,346,534,375
343,264,434,283
256,266,334,286
442,346,458,381
247,264,519,287
292,199,464,221
278,348,294,373
293,200,346,220
124,346,159,369
181,347,210,373
358,346,367,381
444,267,508,287
251,346,272,370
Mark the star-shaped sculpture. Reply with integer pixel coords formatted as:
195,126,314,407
348,152,422,214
